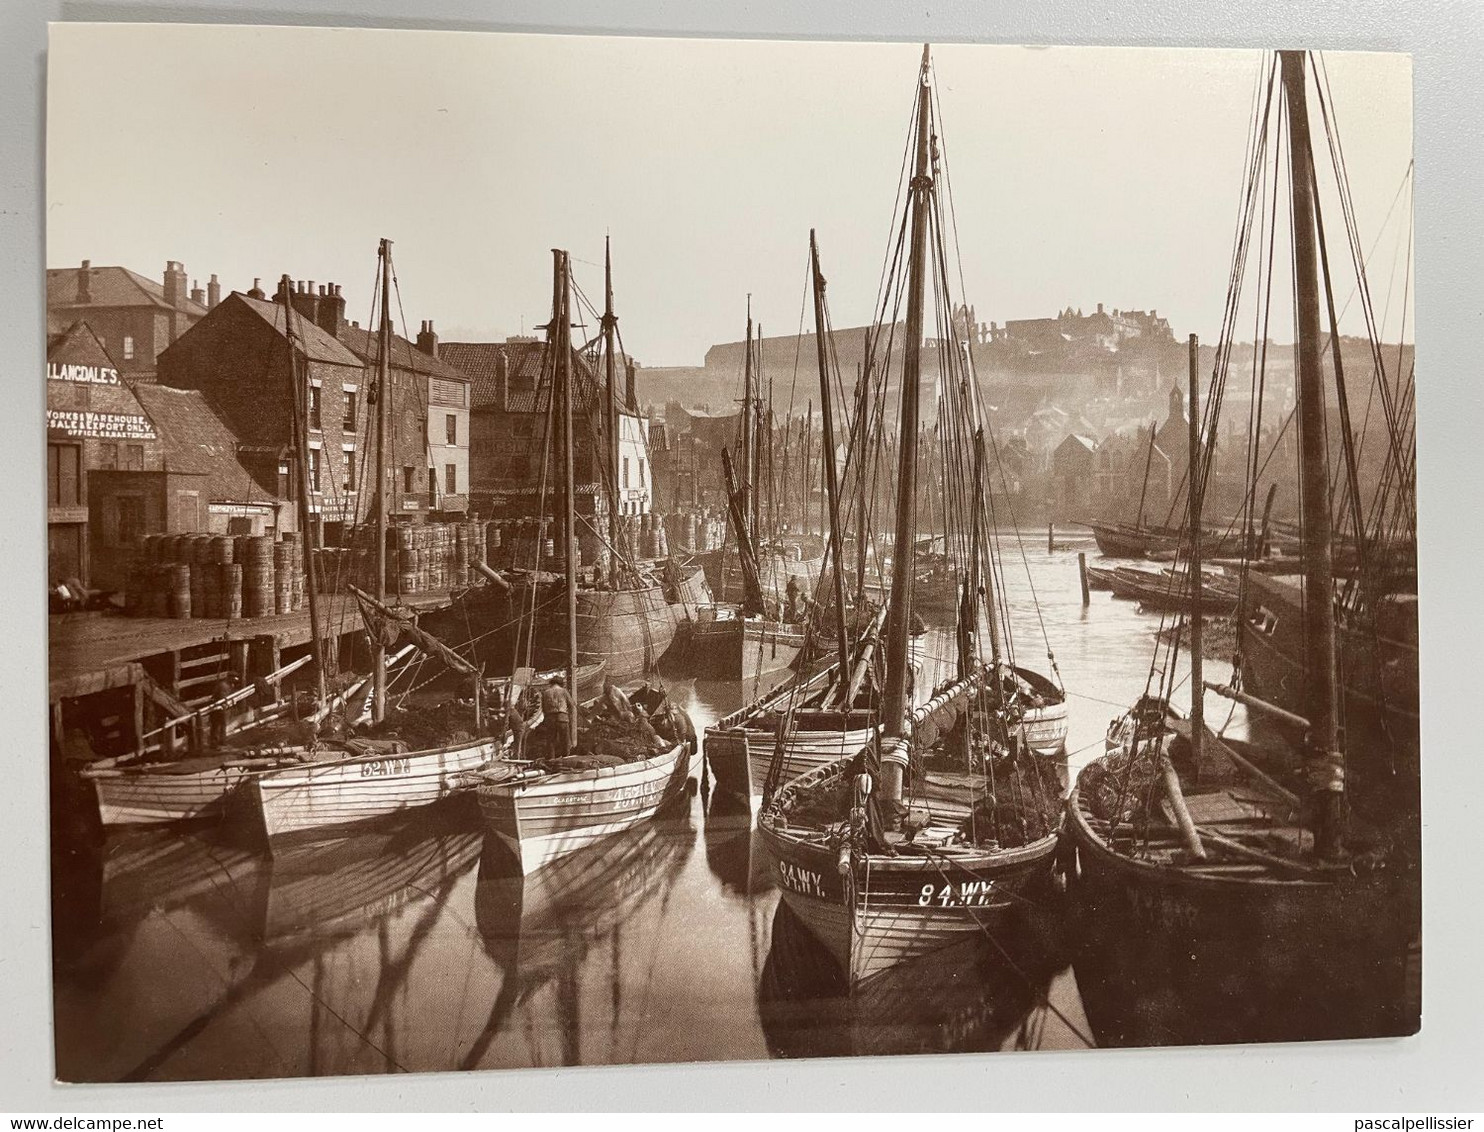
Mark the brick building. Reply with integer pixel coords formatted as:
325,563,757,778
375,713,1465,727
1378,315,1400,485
441,337,647,565
46,260,215,380
45,320,162,586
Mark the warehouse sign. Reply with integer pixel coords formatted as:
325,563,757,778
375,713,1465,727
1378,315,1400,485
47,409,157,440
48,362,120,386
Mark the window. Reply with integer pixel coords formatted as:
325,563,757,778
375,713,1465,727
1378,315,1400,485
623,456,630,489
47,444,81,506
403,466,415,493
125,444,144,471
446,414,458,445
122,336,135,361
308,447,321,492
445,463,457,494
309,384,322,430
343,388,358,432
342,446,357,493
428,467,437,494
98,442,119,470
639,457,646,486
278,460,291,499
116,496,145,546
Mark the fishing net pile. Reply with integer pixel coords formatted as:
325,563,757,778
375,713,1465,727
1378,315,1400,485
1080,739,1163,825
354,699,481,749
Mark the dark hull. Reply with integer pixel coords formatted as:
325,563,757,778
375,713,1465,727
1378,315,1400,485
1238,572,1420,833
1091,522,1246,560
421,577,678,686
670,615,806,682
1065,774,1419,1047
758,759,1059,986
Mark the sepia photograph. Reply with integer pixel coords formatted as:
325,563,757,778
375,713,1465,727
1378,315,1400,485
41,23,1419,1085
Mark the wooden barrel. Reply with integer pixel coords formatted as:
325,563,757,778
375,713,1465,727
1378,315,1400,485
218,563,243,620
208,535,234,564
273,542,294,614
163,564,190,619
143,566,166,618
242,535,275,617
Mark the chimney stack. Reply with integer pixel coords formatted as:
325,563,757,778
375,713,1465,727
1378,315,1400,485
207,274,221,308
416,319,440,358
77,260,92,304
163,260,188,307
249,277,266,300
625,359,637,413
190,280,205,305
496,350,509,411
289,279,320,327
316,282,345,337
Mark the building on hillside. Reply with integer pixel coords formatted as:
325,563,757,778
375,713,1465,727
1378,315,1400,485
46,260,217,380
46,320,163,586
1090,426,1174,522
1051,433,1098,514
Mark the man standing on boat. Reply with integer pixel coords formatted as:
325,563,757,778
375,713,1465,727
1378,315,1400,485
534,673,579,759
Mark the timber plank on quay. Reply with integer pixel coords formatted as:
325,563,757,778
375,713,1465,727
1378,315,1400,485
48,590,455,695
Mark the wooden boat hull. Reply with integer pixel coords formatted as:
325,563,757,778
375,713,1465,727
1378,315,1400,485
1238,572,1419,831
675,614,806,681
250,738,498,843
422,577,679,686
1064,771,1419,1046
476,741,691,875
758,759,1060,986
90,765,253,826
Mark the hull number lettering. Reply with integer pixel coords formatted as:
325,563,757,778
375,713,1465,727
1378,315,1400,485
918,880,996,908
778,862,826,898
360,758,412,778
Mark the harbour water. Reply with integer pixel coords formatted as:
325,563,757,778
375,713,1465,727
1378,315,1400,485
52,535,1243,1080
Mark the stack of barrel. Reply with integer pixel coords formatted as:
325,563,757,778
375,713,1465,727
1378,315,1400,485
238,534,276,618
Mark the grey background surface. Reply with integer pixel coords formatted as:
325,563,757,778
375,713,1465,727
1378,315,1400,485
3,0,1480,1112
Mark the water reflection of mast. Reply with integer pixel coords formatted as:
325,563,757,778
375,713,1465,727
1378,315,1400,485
471,818,694,1068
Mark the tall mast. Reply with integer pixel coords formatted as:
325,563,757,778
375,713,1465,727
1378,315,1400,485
1135,417,1157,529
603,237,621,587
974,428,1002,676
553,249,578,753
810,230,850,677
882,46,934,740
372,240,392,722
1281,49,1343,857
1187,333,1203,768
742,299,755,544
279,274,328,706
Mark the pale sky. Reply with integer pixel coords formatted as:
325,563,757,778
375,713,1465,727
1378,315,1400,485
46,25,1414,366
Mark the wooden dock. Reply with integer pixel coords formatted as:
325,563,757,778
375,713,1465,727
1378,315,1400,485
49,591,455,703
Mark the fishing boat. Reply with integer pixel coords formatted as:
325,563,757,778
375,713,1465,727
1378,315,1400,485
1106,563,1240,615
422,241,700,686
472,250,697,876
1065,53,1418,1047
678,302,822,682
757,49,1064,987
247,246,513,845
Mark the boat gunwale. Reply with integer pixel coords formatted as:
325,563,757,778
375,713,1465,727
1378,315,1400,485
1065,769,1341,892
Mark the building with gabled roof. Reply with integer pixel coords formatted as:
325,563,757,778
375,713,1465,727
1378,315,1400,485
46,260,217,379
439,336,649,560
46,320,164,586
